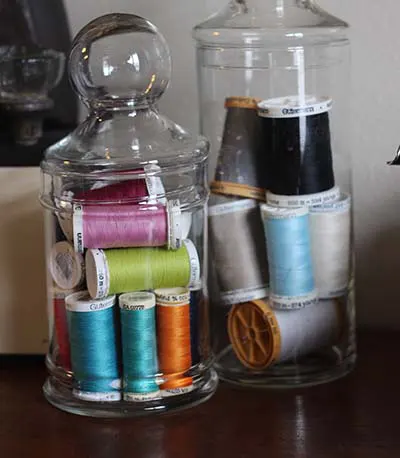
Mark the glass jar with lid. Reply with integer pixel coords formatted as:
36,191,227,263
194,0,356,387
40,13,217,417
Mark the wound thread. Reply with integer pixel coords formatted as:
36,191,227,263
208,194,269,305
73,200,181,252
228,298,341,370
155,288,193,396
85,239,200,299
211,96,267,200
119,292,160,401
189,285,202,365
261,205,317,309
310,194,352,298
258,96,334,196
53,287,74,371
66,292,121,402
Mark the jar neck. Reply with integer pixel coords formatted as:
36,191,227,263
233,0,315,13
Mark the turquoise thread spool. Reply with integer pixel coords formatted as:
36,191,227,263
66,292,121,402
119,292,160,401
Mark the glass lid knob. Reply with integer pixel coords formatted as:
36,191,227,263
69,13,171,109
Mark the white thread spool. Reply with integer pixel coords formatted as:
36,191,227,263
310,194,351,298
229,298,342,369
276,299,341,362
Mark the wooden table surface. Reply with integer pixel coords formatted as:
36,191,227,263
1,331,398,458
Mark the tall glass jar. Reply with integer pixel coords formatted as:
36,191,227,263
40,13,217,417
194,0,356,387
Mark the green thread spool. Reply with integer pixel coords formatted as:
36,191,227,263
86,239,200,299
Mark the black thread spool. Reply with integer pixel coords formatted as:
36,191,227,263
211,97,268,201
258,96,335,196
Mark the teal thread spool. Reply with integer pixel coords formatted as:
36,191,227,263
119,292,160,401
86,239,200,299
66,292,121,402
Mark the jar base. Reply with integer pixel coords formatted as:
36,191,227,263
43,369,218,418
215,347,356,389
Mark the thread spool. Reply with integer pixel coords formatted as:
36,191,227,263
85,239,200,299
53,214,68,243
65,292,121,402
49,242,85,290
208,194,269,305
73,199,182,253
310,194,352,298
211,96,267,201
189,284,202,365
53,287,74,371
228,298,341,370
56,164,167,241
261,205,317,309
119,292,160,401
155,288,193,396
258,96,334,196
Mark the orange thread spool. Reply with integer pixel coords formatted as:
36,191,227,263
155,288,193,395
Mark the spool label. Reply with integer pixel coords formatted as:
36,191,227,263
119,302,155,311
208,198,258,217
66,294,116,313
258,96,332,119
270,291,318,310
157,297,190,307
266,187,340,208
144,164,166,204
261,204,309,220
73,389,121,402
119,292,156,310
90,249,110,299
220,285,269,306
124,391,161,402
310,194,351,214
167,199,182,250
73,204,84,253
183,240,201,287
161,385,194,397
211,181,266,202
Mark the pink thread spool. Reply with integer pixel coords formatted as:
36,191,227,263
56,165,166,240
76,165,166,203
76,177,148,202
73,200,182,252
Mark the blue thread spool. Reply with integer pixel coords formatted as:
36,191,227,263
119,292,160,401
66,291,121,402
190,285,202,365
260,205,317,309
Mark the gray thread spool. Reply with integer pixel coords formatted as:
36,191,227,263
208,193,269,305
211,97,267,201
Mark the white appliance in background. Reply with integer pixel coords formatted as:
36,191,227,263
0,168,48,354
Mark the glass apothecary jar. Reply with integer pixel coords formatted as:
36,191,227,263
40,13,217,417
194,0,356,387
